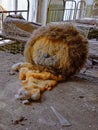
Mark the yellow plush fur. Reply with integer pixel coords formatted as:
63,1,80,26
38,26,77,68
15,64,61,101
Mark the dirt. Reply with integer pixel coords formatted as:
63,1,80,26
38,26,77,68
0,51,98,130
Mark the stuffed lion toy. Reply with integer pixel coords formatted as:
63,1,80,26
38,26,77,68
12,23,88,102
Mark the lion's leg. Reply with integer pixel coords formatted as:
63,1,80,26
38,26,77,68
28,71,63,81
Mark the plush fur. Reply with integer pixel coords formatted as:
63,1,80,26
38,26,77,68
14,65,60,101
24,23,88,79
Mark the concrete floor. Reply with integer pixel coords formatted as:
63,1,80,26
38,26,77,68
0,38,98,130
0,51,98,130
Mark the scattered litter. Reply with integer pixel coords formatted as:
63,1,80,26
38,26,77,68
9,70,16,75
22,100,30,104
79,95,84,99
12,116,27,125
50,106,71,127
83,103,97,112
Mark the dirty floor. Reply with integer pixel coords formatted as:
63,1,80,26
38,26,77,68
0,41,98,130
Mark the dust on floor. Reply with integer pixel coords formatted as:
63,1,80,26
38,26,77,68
0,51,98,130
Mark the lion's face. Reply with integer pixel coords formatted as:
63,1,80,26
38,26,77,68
31,37,69,69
